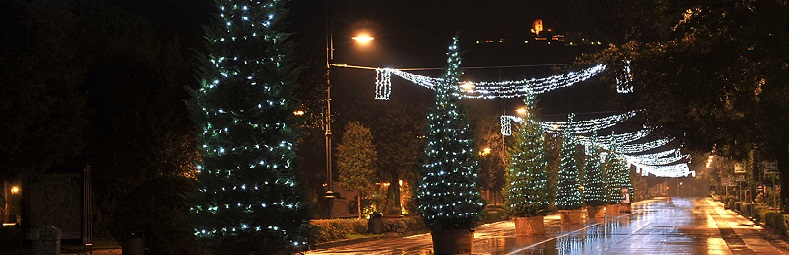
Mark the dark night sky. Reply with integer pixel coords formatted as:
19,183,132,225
104,0,615,119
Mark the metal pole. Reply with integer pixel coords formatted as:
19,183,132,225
324,4,336,219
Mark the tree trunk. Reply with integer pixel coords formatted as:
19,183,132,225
357,194,362,219
777,138,789,211
386,172,401,214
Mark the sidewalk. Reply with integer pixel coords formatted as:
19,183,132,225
305,197,789,254
704,198,789,254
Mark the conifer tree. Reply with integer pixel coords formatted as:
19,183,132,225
188,0,307,253
582,135,607,207
502,93,552,217
604,140,633,204
556,113,583,210
416,37,485,230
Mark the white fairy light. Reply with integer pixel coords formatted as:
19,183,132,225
616,60,633,93
374,65,606,100
540,111,638,134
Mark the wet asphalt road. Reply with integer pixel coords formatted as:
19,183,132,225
305,197,789,254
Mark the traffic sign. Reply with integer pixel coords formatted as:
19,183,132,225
734,163,746,173
765,161,779,175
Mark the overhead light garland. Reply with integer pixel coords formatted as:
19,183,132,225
540,111,638,134
373,64,607,100
577,130,650,147
499,111,691,178
616,60,633,94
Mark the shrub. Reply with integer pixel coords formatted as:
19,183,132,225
754,205,769,224
382,219,407,233
110,176,208,255
741,203,752,217
765,212,788,236
308,218,367,244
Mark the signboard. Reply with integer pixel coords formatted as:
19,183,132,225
765,161,779,175
735,174,746,182
734,163,746,174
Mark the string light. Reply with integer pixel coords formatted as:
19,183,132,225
503,93,552,217
417,37,485,230
540,111,638,134
373,65,607,100
556,113,583,210
582,136,608,207
190,0,308,250
616,60,633,93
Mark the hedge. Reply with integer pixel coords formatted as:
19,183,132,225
764,212,789,237
753,205,770,224
309,217,427,244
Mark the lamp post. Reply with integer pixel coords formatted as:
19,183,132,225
324,11,373,218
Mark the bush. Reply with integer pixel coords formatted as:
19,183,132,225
754,205,770,224
483,206,508,224
309,218,367,243
765,212,788,236
308,216,427,244
741,203,752,217
382,219,407,233
110,176,208,255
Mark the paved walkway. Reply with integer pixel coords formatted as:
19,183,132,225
304,197,789,254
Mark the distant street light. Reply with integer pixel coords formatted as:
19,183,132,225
459,81,475,91
479,147,492,156
11,186,19,194
515,107,527,115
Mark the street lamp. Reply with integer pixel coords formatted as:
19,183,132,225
324,12,374,210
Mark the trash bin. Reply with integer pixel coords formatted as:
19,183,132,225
34,226,61,255
368,213,383,234
123,230,144,255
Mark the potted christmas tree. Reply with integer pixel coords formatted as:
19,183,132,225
582,135,607,219
605,140,624,215
502,93,552,235
416,37,485,255
556,114,584,225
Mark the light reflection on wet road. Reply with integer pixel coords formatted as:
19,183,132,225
305,197,789,254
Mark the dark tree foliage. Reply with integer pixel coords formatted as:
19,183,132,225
0,0,87,181
67,0,199,235
476,118,507,198
111,176,208,255
576,0,789,207
1,1,200,240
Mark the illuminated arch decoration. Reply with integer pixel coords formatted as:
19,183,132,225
373,64,607,100
499,111,692,178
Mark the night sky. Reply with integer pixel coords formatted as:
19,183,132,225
103,0,615,120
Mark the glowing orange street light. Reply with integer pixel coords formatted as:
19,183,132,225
459,81,475,91
293,110,305,116
11,186,20,194
479,147,492,156
515,107,527,115
351,33,374,44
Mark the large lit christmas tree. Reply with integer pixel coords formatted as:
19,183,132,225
502,93,552,217
582,134,607,207
188,0,307,253
556,113,583,210
417,37,485,230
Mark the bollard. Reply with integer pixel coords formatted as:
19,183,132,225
123,230,145,255
34,226,61,255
